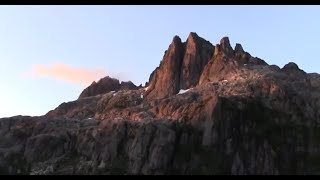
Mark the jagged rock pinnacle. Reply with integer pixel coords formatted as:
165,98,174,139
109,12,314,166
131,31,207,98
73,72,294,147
235,43,244,54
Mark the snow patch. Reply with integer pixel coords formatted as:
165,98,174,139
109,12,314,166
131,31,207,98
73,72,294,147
144,86,149,91
244,64,247,66
140,94,144,99
178,88,191,94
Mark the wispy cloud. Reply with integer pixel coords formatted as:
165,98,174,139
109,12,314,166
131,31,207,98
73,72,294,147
23,63,107,86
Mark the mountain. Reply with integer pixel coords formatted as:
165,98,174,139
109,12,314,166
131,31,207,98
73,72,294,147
78,76,140,99
1,33,320,175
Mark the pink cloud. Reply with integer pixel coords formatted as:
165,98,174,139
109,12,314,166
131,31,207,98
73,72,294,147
24,63,107,86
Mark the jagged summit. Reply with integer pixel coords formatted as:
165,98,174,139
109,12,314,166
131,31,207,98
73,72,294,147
146,34,270,99
186,32,212,45
79,34,272,100
235,43,244,53
4,33,320,175
79,34,263,100
171,35,182,47
79,76,139,99
218,36,233,56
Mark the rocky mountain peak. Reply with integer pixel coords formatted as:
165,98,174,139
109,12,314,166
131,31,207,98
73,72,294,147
2,33,320,175
282,62,300,71
146,32,214,99
145,34,273,99
235,43,244,54
186,32,202,44
282,62,306,75
219,36,234,57
171,35,182,46
220,36,231,49
78,76,138,99
145,34,184,100
120,81,139,90
187,32,198,39
213,37,234,57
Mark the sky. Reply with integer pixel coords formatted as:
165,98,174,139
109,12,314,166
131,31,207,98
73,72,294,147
1,5,320,118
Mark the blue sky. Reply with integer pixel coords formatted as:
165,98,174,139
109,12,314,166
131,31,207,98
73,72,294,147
1,5,320,118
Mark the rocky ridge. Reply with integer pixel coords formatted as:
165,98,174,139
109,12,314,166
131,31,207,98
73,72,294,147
79,76,140,99
1,33,320,175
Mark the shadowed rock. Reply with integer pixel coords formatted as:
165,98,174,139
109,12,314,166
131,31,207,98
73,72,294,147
1,33,320,175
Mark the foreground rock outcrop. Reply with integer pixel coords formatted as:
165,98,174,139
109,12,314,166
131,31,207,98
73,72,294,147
1,33,320,175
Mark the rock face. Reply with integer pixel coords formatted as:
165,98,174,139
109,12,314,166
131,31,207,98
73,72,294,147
1,33,320,175
146,32,214,99
146,36,184,100
179,32,214,89
79,76,138,99
120,81,139,90
198,37,268,85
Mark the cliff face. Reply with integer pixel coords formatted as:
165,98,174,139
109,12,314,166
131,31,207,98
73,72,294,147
145,36,184,100
179,32,214,89
1,33,320,175
146,32,214,100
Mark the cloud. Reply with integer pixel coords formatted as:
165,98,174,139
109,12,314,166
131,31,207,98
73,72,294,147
23,63,107,86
